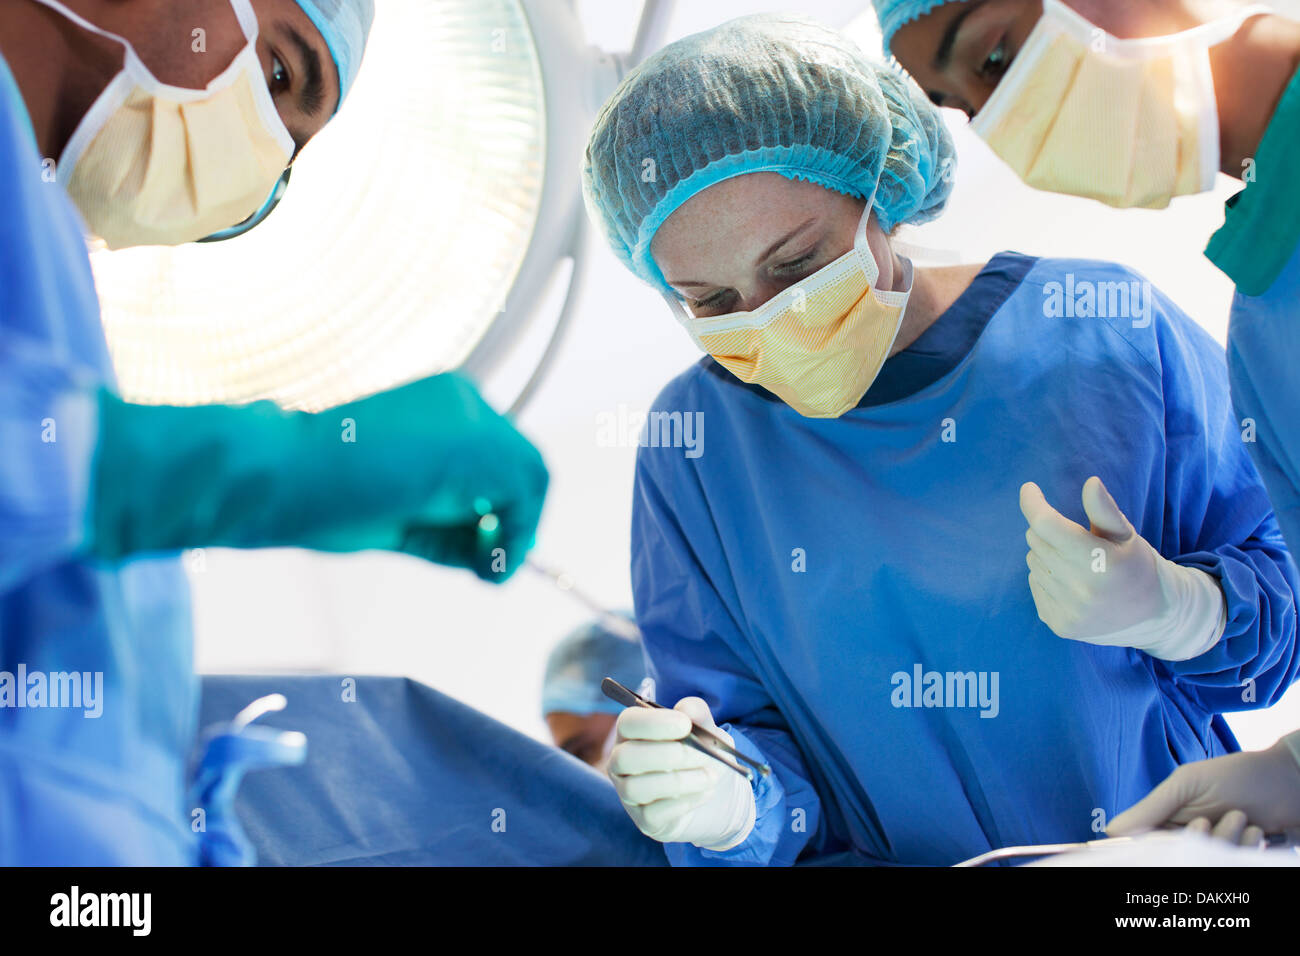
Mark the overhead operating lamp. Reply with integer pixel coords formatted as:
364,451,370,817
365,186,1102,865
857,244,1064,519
89,0,672,414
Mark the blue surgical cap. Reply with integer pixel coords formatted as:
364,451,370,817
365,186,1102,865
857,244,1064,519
581,14,955,292
292,0,376,111
873,0,955,54
542,615,645,718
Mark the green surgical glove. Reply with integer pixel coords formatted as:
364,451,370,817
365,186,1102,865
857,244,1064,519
85,373,548,581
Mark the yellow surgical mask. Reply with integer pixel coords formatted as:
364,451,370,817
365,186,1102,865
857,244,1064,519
39,0,294,249
665,204,912,419
970,0,1269,209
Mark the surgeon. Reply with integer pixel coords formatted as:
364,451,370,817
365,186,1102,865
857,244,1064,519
877,0,1300,857
878,0,1300,550
581,14,1299,865
542,614,645,770
0,0,548,864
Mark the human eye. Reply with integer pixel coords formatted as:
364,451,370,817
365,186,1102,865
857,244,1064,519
980,37,1011,81
776,250,819,277
269,52,291,95
691,289,736,316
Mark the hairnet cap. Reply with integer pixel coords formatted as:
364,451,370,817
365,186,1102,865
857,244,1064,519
873,1,955,53
292,0,376,112
582,14,955,292
542,615,645,718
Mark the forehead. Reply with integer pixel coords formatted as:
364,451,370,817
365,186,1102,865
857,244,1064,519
652,174,842,262
889,1,977,61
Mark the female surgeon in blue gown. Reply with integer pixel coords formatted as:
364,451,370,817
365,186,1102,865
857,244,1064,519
581,15,1300,866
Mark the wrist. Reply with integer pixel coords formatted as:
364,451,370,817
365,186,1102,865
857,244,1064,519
696,777,757,852
1278,729,1300,771
1133,563,1227,661
89,393,307,557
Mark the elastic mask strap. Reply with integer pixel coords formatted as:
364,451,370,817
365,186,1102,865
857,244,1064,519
662,289,703,342
33,0,261,45
852,190,888,291
228,0,262,44
29,0,131,48
876,254,914,309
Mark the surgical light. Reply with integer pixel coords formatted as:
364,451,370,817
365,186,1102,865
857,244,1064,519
90,0,632,413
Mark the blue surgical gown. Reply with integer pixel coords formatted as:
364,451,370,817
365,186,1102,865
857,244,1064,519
631,253,1300,866
1228,242,1300,560
0,53,198,864
1209,66,1300,557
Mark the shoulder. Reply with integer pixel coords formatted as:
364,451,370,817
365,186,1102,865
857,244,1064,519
631,358,733,484
1018,256,1224,378
647,356,719,411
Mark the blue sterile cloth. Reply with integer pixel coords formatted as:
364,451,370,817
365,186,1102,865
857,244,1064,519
198,675,671,866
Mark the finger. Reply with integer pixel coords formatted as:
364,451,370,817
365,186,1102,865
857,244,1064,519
1027,575,1073,637
1026,552,1077,607
674,696,719,733
1211,809,1249,845
1024,528,1097,580
1081,476,1134,544
1185,816,1212,836
636,792,713,839
1019,482,1094,557
616,705,692,741
608,739,708,776
1025,527,1067,566
1027,573,1060,618
617,768,712,806
1241,825,1265,849
1026,547,1066,589
1108,770,1198,836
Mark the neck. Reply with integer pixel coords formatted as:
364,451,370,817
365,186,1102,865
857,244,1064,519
888,256,983,357
1211,13,1300,179
0,1,122,161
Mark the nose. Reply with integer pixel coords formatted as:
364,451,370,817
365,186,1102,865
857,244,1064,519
737,277,794,313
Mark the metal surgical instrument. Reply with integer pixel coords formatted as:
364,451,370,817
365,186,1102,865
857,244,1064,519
601,677,771,782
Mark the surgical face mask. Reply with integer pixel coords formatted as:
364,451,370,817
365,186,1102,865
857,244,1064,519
37,0,294,249
970,0,1269,209
664,202,913,419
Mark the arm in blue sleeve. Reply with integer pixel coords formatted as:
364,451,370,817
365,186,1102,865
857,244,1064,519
1145,293,1300,711
631,441,824,866
0,76,106,593
0,328,101,596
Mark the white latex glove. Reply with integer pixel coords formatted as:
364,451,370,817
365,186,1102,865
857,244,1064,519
1108,730,1300,845
607,697,757,851
1019,476,1227,661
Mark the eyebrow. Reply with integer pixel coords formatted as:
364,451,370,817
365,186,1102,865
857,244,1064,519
934,1,984,71
284,23,328,120
666,217,817,288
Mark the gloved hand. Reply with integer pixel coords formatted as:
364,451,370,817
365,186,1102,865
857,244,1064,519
1107,730,1300,845
1019,476,1226,661
85,373,548,581
607,697,757,851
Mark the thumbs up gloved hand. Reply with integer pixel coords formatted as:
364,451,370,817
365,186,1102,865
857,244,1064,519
1019,476,1227,661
